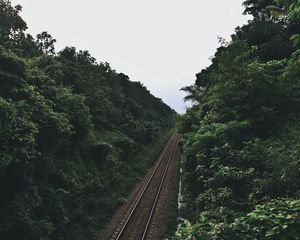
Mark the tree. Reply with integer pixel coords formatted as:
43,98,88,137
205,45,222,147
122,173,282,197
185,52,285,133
36,31,56,54
0,0,27,44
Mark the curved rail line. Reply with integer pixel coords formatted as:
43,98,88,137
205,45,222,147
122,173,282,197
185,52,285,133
111,132,178,240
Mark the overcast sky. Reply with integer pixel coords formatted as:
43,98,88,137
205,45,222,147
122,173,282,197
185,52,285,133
11,0,251,113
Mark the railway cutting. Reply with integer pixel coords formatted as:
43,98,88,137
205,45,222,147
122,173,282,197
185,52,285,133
102,132,179,240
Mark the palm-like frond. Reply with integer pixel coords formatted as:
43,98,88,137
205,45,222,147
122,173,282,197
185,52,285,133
180,85,206,103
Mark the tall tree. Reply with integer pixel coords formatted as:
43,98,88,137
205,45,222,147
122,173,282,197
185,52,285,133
36,31,56,54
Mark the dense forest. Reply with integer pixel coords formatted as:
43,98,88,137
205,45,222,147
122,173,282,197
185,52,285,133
0,1,175,239
175,0,300,239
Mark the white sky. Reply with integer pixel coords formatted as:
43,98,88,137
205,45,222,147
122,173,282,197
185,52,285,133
11,0,251,113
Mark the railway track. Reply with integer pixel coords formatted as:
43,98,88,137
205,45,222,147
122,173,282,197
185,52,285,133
109,132,179,240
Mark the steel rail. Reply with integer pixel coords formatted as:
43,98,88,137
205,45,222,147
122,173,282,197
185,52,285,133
141,134,178,240
114,132,177,240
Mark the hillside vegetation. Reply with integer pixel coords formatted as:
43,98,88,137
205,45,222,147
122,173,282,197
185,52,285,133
0,1,175,239
175,0,300,239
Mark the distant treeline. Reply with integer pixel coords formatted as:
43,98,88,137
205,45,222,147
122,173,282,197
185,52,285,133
175,0,300,239
0,1,175,239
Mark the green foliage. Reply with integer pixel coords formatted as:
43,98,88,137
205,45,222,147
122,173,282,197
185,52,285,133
36,31,56,54
288,0,300,19
0,0,26,43
174,199,300,240
222,199,300,240
175,0,300,239
0,1,176,239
